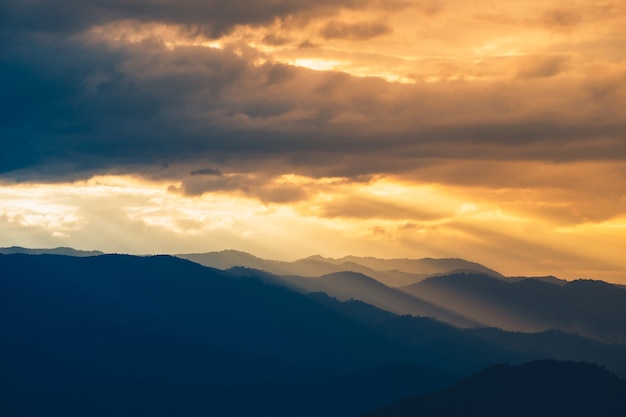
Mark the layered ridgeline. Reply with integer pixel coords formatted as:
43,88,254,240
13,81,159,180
3,252,626,416
177,250,503,287
401,273,626,344
5,247,626,343
179,250,626,345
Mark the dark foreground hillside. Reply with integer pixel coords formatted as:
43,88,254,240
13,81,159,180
0,253,454,417
363,360,626,417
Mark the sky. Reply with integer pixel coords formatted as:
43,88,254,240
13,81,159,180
1,1,626,282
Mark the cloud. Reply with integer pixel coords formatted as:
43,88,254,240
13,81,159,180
262,34,291,46
0,0,370,37
3,0,626,283
2,28,626,188
298,40,318,48
320,19,391,40
317,195,444,220
540,8,583,29
393,159,626,226
172,173,310,204
516,54,570,79
190,168,222,176
2,1,626,204
417,0,444,15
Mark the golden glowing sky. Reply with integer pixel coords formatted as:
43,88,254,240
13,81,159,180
1,1,626,282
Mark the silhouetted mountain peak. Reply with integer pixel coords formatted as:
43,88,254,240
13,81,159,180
507,275,568,286
510,277,561,290
179,251,502,288
567,279,617,290
303,254,327,261
193,249,264,261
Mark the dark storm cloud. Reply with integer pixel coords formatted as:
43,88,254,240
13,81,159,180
1,16,626,186
190,168,223,176
0,0,368,37
172,174,309,204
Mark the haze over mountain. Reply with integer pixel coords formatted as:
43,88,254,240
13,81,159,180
216,252,626,345
310,291,626,378
228,268,481,328
401,272,626,344
5,246,626,344
178,250,503,287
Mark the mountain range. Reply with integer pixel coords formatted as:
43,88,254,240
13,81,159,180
401,272,626,343
3,248,626,416
178,249,503,287
187,250,626,344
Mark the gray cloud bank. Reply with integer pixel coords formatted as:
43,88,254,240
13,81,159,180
1,1,625,189
0,0,367,36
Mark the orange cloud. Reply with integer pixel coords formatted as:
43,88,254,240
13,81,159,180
2,0,626,282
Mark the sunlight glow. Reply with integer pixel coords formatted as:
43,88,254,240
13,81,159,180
291,58,346,71
2,172,626,281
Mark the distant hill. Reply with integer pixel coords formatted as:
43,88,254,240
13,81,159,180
321,255,502,278
401,272,626,344
0,246,104,256
178,250,502,287
229,267,626,344
362,360,626,417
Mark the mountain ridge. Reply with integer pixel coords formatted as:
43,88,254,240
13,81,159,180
0,246,104,257
178,250,503,286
